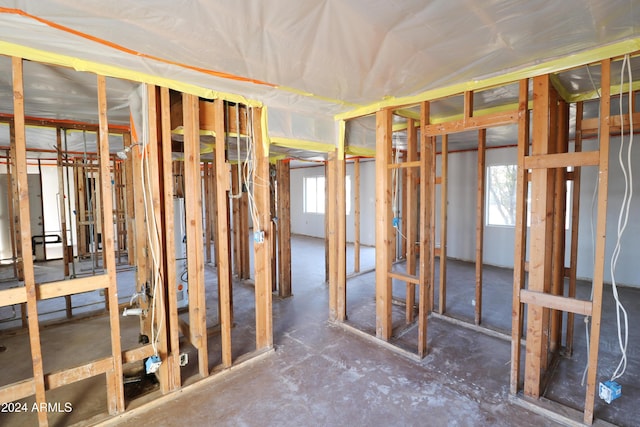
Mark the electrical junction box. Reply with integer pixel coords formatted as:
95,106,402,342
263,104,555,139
392,217,400,227
599,380,622,404
145,355,162,374
254,230,265,244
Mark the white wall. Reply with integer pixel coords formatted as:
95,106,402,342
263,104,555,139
576,135,640,286
292,136,640,287
290,160,376,246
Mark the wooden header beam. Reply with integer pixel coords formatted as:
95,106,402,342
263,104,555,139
0,114,129,134
424,109,518,136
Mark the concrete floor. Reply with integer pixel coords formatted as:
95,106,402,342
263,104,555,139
0,235,638,426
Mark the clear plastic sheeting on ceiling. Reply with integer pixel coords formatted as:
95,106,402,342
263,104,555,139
0,1,639,155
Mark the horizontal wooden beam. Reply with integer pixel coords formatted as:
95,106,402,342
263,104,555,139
424,110,518,136
122,344,155,364
0,286,27,307
582,111,640,133
523,151,599,169
37,275,110,300
520,289,592,316
387,161,421,169
0,378,35,403
0,114,129,134
388,271,420,285
44,357,113,390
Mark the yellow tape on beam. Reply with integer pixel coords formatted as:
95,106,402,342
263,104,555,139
567,80,640,103
338,120,345,161
270,137,336,153
269,154,288,164
171,126,216,137
260,107,270,156
394,109,421,121
336,38,640,121
0,40,262,106
345,146,375,157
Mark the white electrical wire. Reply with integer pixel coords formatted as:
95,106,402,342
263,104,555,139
142,147,164,358
135,87,164,358
608,55,632,382
230,102,244,199
391,146,408,241
244,107,261,232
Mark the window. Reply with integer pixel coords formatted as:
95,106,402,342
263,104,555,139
486,164,572,229
304,176,325,213
486,165,517,226
303,175,352,214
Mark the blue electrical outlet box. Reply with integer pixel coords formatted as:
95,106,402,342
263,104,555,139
599,380,622,404
392,217,400,227
145,355,162,374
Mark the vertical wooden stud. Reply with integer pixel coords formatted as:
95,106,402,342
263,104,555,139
510,79,530,394
97,74,125,414
159,87,181,390
405,118,418,324
566,101,584,356
124,133,136,266
203,161,212,264
231,164,241,276
475,129,486,325
276,159,292,297
438,134,448,314
328,152,338,319
584,58,611,425
13,55,49,427
375,109,393,340
183,93,208,376
524,74,555,398
252,107,273,349
353,157,361,274
550,98,569,354
213,99,233,367
418,101,434,357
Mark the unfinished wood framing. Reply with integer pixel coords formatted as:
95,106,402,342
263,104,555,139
97,74,125,414
231,163,250,280
213,98,233,367
405,118,418,324
583,58,611,425
11,56,48,426
353,157,361,274
203,161,213,264
325,160,330,283
550,98,569,354
183,93,209,377
475,129,486,325
252,107,273,350
505,62,613,425
375,109,393,340
418,101,434,357
276,159,292,298
124,132,136,267
509,79,530,394
565,101,584,356
159,86,181,391
6,143,20,282
523,74,556,398
437,134,448,314
327,149,347,322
